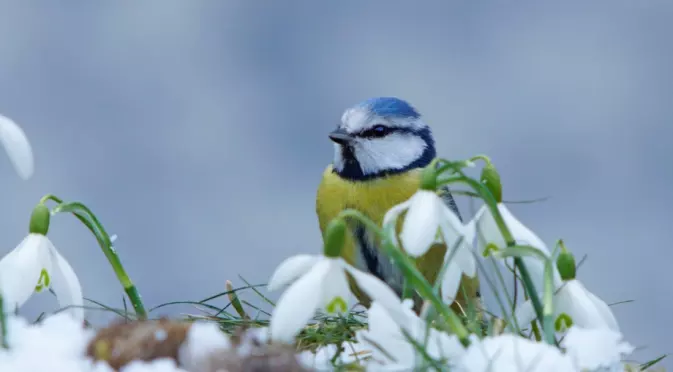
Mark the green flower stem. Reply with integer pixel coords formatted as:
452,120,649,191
323,218,348,258
46,196,147,320
468,154,493,164
336,209,471,347
401,277,415,303
493,245,554,344
0,293,7,349
226,280,250,320
436,165,548,341
542,260,556,345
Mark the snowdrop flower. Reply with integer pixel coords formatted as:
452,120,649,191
517,247,620,332
516,278,619,332
473,162,562,290
473,194,562,289
356,299,464,369
267,253,404,344
0,113,34,180
562,326,635,371
382,188,466,257
383,187,476,304
455,333,576,372
268,217,406,343
0,204,83,320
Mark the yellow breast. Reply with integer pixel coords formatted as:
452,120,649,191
315,164,480,314
315,165,421,264
316,165,422,230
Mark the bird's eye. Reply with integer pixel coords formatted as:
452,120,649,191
363,124,390,138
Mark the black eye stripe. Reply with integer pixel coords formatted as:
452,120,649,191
358,125,397,138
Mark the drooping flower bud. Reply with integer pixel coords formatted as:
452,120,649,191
323,217,347,258
556,240,577,281
480,163,502,203
29,204,50,235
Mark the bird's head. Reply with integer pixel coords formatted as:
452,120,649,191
329,97,436,181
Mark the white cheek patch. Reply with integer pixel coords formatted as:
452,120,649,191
354,133,427,175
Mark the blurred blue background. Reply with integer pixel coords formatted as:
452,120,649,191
0,1,670,367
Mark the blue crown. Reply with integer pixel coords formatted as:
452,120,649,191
358,97,420,119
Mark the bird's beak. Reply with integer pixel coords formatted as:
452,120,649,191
328,128,353,145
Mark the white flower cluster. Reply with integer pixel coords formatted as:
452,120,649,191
300,300,634,371
267,188,636,370
0,114,642,371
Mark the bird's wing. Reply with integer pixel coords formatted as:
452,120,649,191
438,184,462,222
433,160,463,222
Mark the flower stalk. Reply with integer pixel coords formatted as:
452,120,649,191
323,218,347,258
336,209,471,347
43,194,147,320
542,259,556,345
436,159,548,342
0,292,7,349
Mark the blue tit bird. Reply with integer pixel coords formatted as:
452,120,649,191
316,97,480,314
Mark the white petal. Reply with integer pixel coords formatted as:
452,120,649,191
497,204,556,283
456,247,476,278
400,191,442,256
0,114,34,180
578,282,621,332
357,302,414,365
367,301,402,333
440,261,463,305
513,299,537,330
474,205,501,248
440,212,476,278
556,281,615,330
343,263,408,327
0,234,51,310
439,200,466,234
585,289,620,332
357,328,413,366
48,242,84,321
425,329,464,363
489,204,562,288
267,254,321,291
497,204,549,254
270,259,329,343
319,260,352,314
382,199,411,228
463,215,477,247
383,199,411,248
